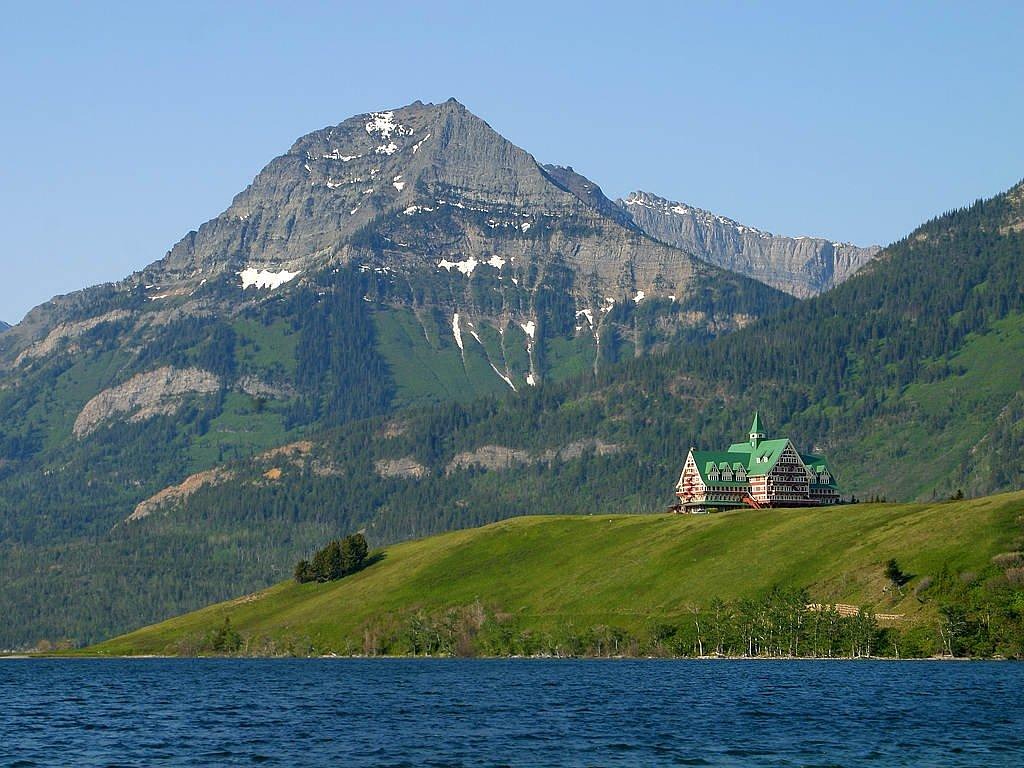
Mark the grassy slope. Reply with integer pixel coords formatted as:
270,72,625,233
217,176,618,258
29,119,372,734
89,490,1024,655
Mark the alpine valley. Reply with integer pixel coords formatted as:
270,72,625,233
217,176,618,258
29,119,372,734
1,99,1021,650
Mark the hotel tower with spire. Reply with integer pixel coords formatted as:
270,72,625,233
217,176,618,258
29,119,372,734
673,413,840,513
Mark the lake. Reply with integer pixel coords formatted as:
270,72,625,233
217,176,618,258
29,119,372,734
1,659,1021,766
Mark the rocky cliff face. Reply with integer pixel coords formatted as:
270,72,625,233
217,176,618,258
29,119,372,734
620,191,880,297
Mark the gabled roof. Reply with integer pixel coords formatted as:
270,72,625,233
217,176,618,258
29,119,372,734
687,436,839,488
725,438,792,475
688,450,750,486
800,452,838,487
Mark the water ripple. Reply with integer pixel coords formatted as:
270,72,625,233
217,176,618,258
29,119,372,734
0,659,1022,766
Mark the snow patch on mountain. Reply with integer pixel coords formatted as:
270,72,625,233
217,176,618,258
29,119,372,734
438,257,479,276
239,267,300,291
490,363,517,391
322,149,361,162
412,133,431,153
452,313,464,352
364,111,409,140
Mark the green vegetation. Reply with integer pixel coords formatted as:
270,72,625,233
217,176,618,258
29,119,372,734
294,533,369,583
373,307,511,406
85,491,1024,658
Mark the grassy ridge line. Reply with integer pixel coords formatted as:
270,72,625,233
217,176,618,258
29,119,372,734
88,491,1024,656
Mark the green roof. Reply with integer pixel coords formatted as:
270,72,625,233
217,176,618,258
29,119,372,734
750,411,762,435
725,438,791,474
690,439,838,488
800,452,838,487
689,450,751,484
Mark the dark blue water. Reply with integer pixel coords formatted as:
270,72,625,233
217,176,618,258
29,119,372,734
1,659,1022,767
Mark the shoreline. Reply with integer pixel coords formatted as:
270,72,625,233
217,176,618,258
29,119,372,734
8,652,998,662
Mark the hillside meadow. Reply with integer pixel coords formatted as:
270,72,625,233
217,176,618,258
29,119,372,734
85,491,1024,658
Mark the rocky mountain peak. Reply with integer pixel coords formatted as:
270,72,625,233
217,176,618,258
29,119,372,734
1,100,792,387
619,191,881,297
150,99,592,292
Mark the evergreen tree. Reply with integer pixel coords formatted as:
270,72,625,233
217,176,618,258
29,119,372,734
341,533,369,575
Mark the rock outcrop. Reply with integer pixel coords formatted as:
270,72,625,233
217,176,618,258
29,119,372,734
374,457,430,480
127,466,234,522
620,191,880,297
73,366,221,438
446,439,620,474
14,310,131,366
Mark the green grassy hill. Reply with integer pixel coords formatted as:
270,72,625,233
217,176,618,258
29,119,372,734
87,491,1024,658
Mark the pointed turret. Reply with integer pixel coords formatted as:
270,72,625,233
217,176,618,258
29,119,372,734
749,411,765,449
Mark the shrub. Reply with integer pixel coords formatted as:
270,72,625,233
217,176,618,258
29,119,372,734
914,575,934,597
992,552,1024,569
210,617,242,653
885,558,910,587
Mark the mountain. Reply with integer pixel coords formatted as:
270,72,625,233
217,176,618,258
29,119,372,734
86,491,1024,658
0,100,789,401
0,321,9,332
620,191,880,297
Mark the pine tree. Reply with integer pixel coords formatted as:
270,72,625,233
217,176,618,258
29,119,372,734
341,533,369,575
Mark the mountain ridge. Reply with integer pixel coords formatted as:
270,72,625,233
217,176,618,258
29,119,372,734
619,190,880,297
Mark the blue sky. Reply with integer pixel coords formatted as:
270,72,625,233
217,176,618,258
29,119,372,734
2,1,1022,322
